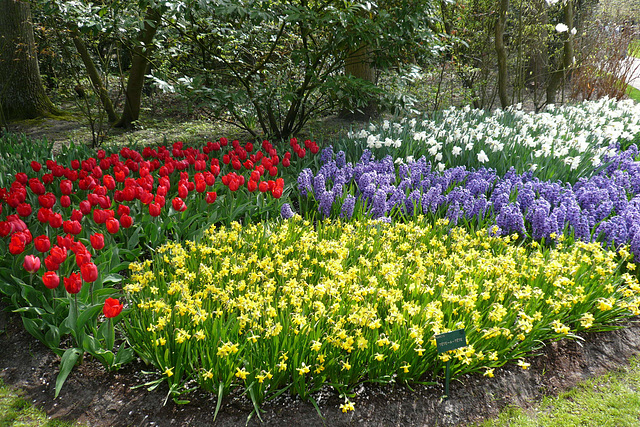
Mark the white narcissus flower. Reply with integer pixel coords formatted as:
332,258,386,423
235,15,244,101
452,146,462,156
571,27,577,35
556,23,568,33
477,150,489,163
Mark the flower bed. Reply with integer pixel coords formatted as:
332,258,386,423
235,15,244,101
0,133,317,395
1,98,640,416
125,216,639,412
291,144,640,260
345,98,640,182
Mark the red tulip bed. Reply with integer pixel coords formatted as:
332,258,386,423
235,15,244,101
0,135,319,397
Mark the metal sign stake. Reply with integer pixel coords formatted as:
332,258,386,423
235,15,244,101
435,328,467,401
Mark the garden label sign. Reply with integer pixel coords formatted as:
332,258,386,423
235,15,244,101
435,328,467,399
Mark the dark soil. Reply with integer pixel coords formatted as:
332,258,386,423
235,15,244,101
2,301,640,427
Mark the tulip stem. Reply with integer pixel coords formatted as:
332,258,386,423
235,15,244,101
106,317,114,351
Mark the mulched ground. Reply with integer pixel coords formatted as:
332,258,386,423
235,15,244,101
2,301,640,427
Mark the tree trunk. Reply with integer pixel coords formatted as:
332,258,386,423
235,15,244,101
495,0,510,108
562,1,574,72
115,7,161,128
526,0,549,111
0,0,57,120
71,32,118,123
341,45,377,120
546,0,574,105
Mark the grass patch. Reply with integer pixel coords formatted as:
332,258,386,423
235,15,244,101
627,84,640,102
630,40,640,58
0,379,78,427
476,356,640,427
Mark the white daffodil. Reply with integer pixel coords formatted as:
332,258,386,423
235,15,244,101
477,150,489,163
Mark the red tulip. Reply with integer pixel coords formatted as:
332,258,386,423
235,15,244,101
106,217,120,234
90,233,105,250
37,208,52,223
149,203,161,217
93,209,108,224
42,173,54,184
70,209,83,222
16,203,32,217
140,191,153,205
79,199,92,215
75,250,92,267
156,185,168,197
103,297,124,318
34,235,51,253
44,256,60,271
120,214,133,228
49,212,63,228
178,184,188,199
0,221,10,237
60,195,71,208
9,234,26,255
20,229,32,244
80,262,98,283
172,197,187,212
42,271,60,289
258,181,269,193
23,255,41,273
272,187,283,199
38,193,56,208
63,220,82,235
15,172,28,184
64,272,82,294
60,179,73,195
205,191,217,204
29,178,45,195
49,245,68,264
247,180,258,192
57,234,74,249
117,205,130,217
31,161,42,172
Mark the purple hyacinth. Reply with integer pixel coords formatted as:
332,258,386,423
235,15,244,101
281,203,295,219
319,146,334,165
318,190,334,218
372,189,388,218
340,195,357,220
528,199,552,240
293,142,640,255
314,174,327,196
496,203,525,235
297,169,314,197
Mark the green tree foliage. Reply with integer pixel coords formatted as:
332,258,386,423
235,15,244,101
155,0,440,140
